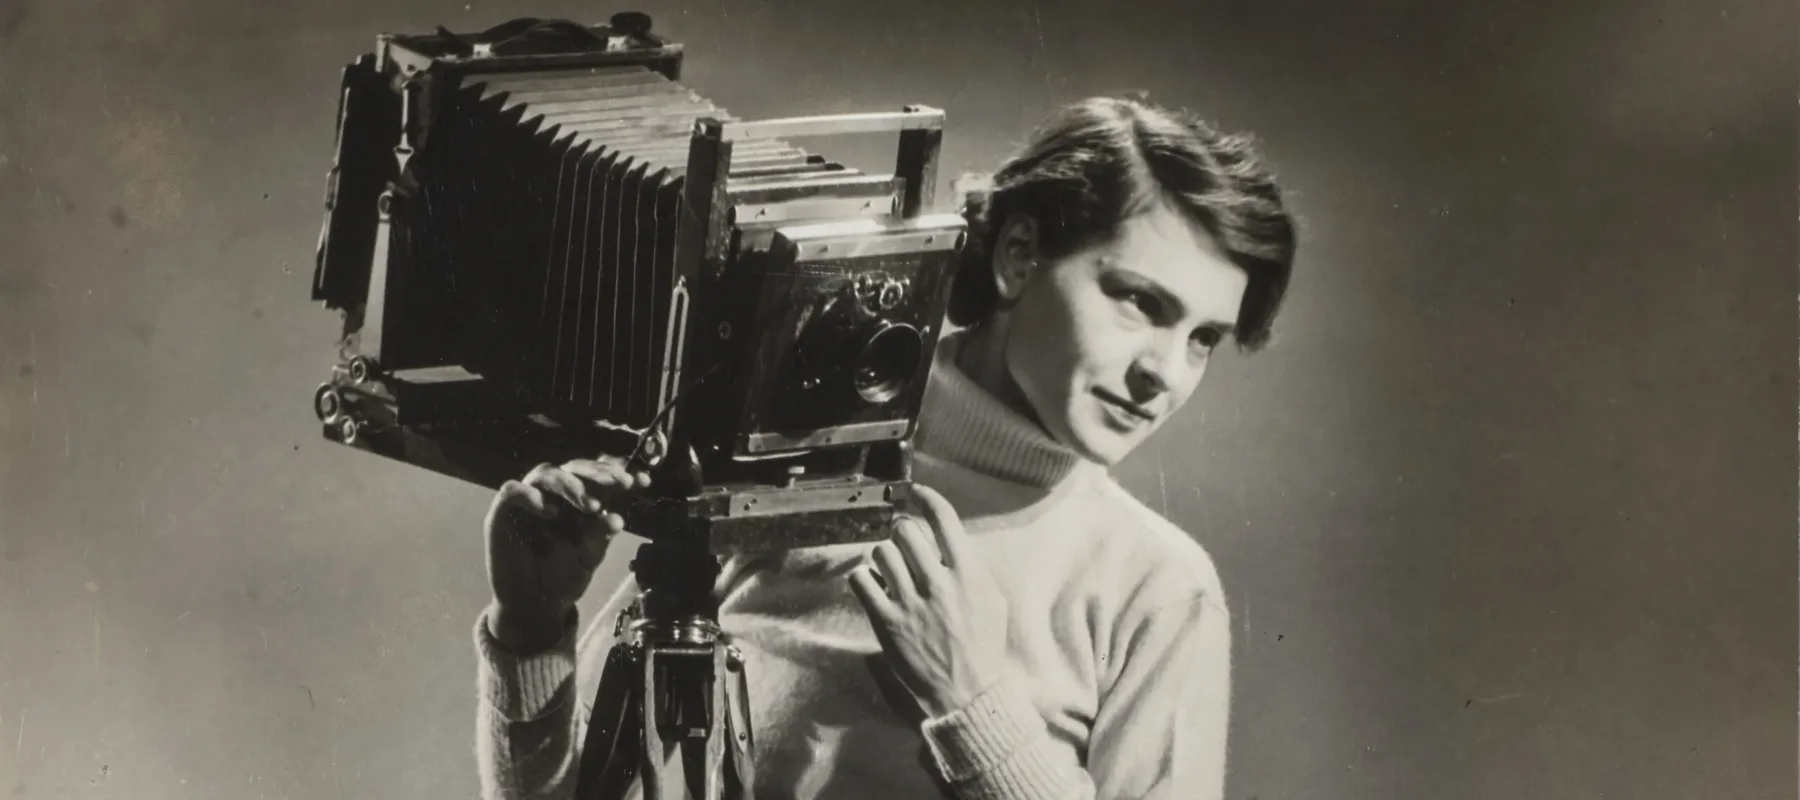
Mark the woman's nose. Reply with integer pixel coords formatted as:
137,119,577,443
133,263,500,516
1126,343,1178,398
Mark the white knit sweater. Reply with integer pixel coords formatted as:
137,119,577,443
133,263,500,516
473,332,1233,799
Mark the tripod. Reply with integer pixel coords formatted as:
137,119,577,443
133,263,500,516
574,535,757,800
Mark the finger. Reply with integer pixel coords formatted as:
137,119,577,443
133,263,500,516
497,479,560,521
561,458,635,491
871,542,918,602
569,508,626,550
891,516,946,594
909,484,970,571
522,463,592,513
848,564,898,620
559,460,636,511
573,517,610,570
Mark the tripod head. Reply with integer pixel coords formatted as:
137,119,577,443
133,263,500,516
621,529,725,630
578,528,757,800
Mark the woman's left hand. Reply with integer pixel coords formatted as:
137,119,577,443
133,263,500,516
849,484,1012,720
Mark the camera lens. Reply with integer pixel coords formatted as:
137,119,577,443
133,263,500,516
851,322,923,405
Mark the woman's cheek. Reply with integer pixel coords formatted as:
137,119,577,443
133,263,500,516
1071,291,1127,341
1079,306,1142,367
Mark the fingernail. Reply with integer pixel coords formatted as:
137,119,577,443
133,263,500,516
586,498,603,513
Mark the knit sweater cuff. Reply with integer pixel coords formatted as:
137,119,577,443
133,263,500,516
920,679,1068,797
473,604,579,723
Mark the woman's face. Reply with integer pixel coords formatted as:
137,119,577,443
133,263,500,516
996,200,1249,465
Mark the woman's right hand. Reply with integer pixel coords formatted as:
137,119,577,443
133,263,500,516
483,457,650,654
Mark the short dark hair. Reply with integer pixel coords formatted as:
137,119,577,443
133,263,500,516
947,96,1298,351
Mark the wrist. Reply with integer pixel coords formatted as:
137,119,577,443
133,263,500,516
487,601,573,655
922,665,1006,719
919,679,1048,786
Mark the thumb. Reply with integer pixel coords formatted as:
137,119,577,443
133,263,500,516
906,484,970,569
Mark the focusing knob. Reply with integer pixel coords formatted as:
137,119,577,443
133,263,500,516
348,355,379,384
314,384,343,422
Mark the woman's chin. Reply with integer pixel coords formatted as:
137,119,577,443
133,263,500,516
1062,420,1140,466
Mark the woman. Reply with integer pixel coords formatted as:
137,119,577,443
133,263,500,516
473,95,1298,799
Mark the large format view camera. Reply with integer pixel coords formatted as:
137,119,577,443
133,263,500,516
309,14,967,555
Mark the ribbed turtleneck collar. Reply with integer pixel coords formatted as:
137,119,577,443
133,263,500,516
911,328,1101,489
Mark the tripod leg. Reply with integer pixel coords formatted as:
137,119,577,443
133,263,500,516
639,641,746,800
640,646,693,800
722,643,756,800
695,642,729,799
575,646,645,800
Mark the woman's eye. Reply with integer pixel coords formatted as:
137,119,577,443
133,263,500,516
1191,327,1223,350
1116,290,1159,320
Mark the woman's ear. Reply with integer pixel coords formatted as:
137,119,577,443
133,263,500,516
992,214,1041,302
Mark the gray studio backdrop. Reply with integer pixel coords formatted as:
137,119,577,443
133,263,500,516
0,0,1792,798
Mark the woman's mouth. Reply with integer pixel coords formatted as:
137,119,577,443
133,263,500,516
1093,388,1156,425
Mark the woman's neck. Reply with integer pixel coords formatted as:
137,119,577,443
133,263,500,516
915,325,1099,489
952,317,1048,434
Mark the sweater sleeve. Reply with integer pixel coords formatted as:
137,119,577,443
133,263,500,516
919,590,1230,800
1090,590,1232,799
474,576,640,800
473,602,584,800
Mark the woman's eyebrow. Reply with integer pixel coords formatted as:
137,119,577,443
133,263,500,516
1103,266,1238,332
